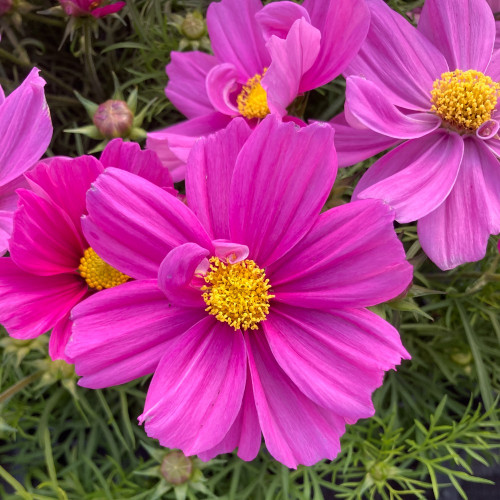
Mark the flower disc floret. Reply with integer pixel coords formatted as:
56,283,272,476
237,70,270,119
430,70,500,132
201,257,274,331
78,247,129,290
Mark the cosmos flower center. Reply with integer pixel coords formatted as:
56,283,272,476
430,69,500,132
78,247,129,290
237,70,270,120
201,257,274,331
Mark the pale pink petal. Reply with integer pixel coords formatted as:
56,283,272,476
186,119,252,240
418,0,495,72
255,1,310,41
353,131,464,223
268,199,412,308
301,0,370,90
83,168,213,279
140,318,247,455
158,243,208,308
68,280,206,388
346,77,441,139
246,332,345,468
329,113,400,167
206,63,240,116
230,116,337,267
206,0,270,81
263,18,321,117
0,258,87,340
485,135,500,156
198,376,261,462
10,189,85,276
0,68,52,187
166,51,218,119
418,137,500,270
100,139,174,189
264,303,409,419
346,0,448,111
0,175,28,212
147,113,232,182
486,49,500,80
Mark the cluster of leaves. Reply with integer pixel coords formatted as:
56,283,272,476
1,0,499,498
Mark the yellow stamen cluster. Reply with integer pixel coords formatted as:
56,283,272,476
430,69,500,132
202,257,274,331
237,70,270,119
78,247,129,290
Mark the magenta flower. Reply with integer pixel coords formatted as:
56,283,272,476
59,0,125,18
332,0,500,270
0,139,173,361
147,0,369,181
0,68,52,255
67,116,412,467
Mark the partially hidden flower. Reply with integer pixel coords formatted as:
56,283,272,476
59,0,125,18
332,0,500,270
67,116,412,468
147,0,370,181
0,68,52,255
0,139,174,361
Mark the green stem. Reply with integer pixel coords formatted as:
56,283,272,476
0,47,30,67
23,12,66,27
83,20,104,101
0,371,43,404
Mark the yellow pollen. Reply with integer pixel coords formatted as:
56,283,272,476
201,257,274,331
430,69,500,132
237,70,270,119
78,247,129,291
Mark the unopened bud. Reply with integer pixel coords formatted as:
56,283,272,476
160,450,193,485
93,99,133,139
0,0,12,15
181,12,206,40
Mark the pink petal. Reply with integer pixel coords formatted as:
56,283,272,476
229,116,337,267
83,168,213,279
140,318,247,455
0,258,87,340
10,189,85,276
147,113,232,182
418,0,495,72
185,118,253,240
158,243,209,308
68,280,205,388
346,77,441,139
49,311,84,362
198,376,261,462
346,0,448,111
0,68,52,187
206,0,270,81
264,303,408,419
255,1,310,41
418,137,500,269
263,18,321,117
100,139,174,189
0,211,13,255
26,155,103,238
91,2,125,18
268,199,412,308
166,51,218,119
329,112,400,167
485,135,500,156
301,0,370,90
486,49,500,80
246,332,345,468
206,63,240,116
353,131,464,223
0,175,28,212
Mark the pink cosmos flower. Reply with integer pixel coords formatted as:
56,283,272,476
59,0,125,18
0,139,173,361
67,116,412,468
0,68,52,255
147,0,369,182
332,0,500,271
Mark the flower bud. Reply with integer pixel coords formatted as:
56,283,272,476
93,99,133,139
160,450,193,485
180,12,206,40
0,0,12,15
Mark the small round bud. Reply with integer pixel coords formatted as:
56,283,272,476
181,12,206,40
0,0,12,15
160,450,193,485
93,99,133,139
